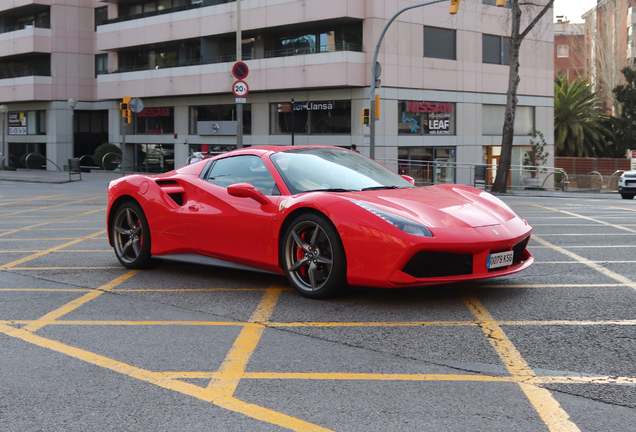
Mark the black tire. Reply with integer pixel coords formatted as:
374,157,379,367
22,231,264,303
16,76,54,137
112,201,152,269
621,194,634,200
281,213,347,299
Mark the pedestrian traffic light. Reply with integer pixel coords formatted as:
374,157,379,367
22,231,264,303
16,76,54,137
374,94,380,119
120,96,132,124
362,108,370,125
496,0,506,6
449,0,459,14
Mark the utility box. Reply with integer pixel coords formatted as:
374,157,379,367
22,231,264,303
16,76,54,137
198,121,237,136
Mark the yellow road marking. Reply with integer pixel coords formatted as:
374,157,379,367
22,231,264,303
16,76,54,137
0,209,104,238
9,267,122,270
23,270,139,332
0,230,106,270
463,292,580,432
206,287,282,396
0,196,102,218
0,194,67,207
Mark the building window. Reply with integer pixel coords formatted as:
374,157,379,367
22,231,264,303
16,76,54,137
95,7,108,29
269,101,351,135
8,111,46,135
398,101,456,135
482,105,534,135
134,107,174,134
95,54,108,76
483,34,510,65
189,104,251,135
423,26,456,60
557,45,569,58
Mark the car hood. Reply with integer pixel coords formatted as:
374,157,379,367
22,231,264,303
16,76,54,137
348,185,518,229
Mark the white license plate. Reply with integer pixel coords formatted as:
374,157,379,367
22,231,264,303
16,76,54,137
487,251,514,269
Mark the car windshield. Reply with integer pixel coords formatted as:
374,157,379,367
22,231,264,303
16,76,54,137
271,147,414,194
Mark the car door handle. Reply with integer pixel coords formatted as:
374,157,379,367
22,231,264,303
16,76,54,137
188,204,199,212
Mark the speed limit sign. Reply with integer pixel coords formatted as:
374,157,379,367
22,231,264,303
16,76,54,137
232,80,249,97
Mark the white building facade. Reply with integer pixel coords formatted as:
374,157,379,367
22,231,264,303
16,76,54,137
0,0,554,188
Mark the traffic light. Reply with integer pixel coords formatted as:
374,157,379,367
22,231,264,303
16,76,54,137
120,96,132,124
449,0,459,14
496,0,506,6
374,94,380,119
361,108,370,125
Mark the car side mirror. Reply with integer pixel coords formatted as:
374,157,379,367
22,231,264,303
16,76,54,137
401,175,416,185
227,182,271,205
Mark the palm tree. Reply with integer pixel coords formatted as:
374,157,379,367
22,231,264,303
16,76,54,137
554,78,611,157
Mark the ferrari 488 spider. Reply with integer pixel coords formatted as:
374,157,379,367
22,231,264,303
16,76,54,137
107,146,533,298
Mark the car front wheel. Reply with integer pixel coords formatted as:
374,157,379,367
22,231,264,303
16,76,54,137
282,213,347,299
621,193,634,200
112,201,152,269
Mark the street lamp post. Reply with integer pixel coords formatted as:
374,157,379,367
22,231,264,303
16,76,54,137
0,105,8,170
368,0,446,160
67,98,78,172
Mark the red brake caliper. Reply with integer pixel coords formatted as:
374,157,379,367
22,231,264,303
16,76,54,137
296,231,309,277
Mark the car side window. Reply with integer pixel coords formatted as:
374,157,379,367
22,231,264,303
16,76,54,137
206,155,280,195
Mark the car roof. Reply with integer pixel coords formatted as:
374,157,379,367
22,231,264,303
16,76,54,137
214,145,344,158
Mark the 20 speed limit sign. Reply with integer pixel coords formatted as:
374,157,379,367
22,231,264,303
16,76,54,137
232,80,249,97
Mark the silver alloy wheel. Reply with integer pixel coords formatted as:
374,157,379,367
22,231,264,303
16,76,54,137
284,220,334,292
113,207,143,265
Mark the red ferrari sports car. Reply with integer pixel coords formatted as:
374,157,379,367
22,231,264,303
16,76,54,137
107,145,533,298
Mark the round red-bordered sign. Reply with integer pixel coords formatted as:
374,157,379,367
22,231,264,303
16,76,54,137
232,80,249,97
232,62,249,80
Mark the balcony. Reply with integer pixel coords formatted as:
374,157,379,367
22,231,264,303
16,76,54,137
96,49,366,99
0,21,50,35
107,42,363,74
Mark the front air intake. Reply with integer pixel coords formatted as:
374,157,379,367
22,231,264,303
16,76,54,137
402,251,473,278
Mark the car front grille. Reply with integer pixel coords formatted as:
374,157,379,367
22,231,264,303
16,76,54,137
401,251,473,278
402,235,530,279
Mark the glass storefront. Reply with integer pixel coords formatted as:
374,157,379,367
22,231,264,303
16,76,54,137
133,143,174,173
397,147,456,185
270,100,351,135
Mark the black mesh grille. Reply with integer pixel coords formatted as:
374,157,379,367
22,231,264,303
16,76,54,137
402,251,473,278
512,236,529,264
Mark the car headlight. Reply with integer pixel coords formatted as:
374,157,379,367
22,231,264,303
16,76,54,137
352,200,433,237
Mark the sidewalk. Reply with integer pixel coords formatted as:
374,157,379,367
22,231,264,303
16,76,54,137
0,168,121,185
0,168,625,199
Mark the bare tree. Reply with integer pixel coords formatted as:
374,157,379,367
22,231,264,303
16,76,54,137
491,0,555,193
584,0,631,115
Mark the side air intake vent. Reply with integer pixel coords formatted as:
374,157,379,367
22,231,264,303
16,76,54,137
156,180,185,206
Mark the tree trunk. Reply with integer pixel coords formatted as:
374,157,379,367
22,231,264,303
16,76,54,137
490,0,555,193
491,2,522,193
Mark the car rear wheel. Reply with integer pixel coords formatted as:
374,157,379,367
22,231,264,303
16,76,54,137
282,213,346,299
621,194,634,199
112,201,151,269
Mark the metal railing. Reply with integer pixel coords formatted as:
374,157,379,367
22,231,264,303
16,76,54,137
378,159,570,192
24,153,62,171
98,2,209,26
0,68,51,79
0,22,51,34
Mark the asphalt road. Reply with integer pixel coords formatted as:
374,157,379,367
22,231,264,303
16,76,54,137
0,174,635,432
